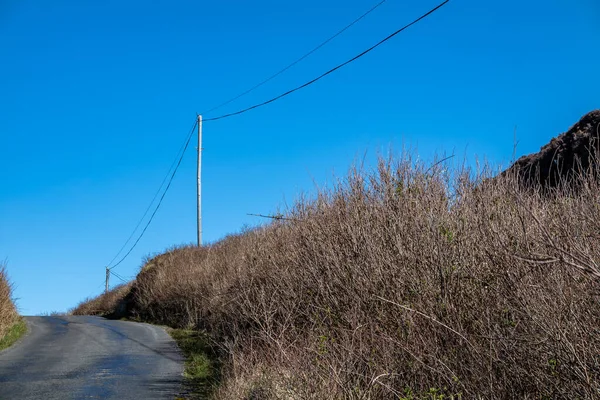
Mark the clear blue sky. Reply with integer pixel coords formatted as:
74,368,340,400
1,0,598,315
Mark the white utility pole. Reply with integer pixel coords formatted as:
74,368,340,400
197,114,203,246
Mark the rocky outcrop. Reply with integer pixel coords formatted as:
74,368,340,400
504,110,600,189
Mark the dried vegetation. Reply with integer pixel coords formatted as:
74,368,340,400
73,152,600,399
0,263,20,347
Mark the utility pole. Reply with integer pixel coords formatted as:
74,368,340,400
105,267,110,294
197,114,203,246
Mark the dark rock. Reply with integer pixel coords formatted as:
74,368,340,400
504,110,600,189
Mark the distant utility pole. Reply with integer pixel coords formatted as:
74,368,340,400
105,267,109,294
197,114,203,246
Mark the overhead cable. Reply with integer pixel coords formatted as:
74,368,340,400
110,270,128,284
204,0,449,122
201,0,389,116
108,0,391,270
109,119,199,270
106,133,191,268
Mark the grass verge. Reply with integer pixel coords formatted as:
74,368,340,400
0,318,27,351
168,329,221,399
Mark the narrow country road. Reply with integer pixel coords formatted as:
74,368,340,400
0,315,184,399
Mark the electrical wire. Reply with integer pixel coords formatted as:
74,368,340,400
204,0,449,122
109,119,199,270
201,0,389,116
110,270,128,284
106,1,388,268
105,0,449,273
106,130,192,268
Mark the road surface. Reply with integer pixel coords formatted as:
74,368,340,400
0,315,184,399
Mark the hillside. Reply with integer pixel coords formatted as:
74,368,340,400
73,111,600,399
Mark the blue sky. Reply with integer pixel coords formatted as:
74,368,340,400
1,0,598,315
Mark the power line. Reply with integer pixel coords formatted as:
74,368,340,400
105,0,449,274
106,129,192,268
201,0,389,116
109,119,199,270
106,1,390,269
204,0,449,122
110,270,128,284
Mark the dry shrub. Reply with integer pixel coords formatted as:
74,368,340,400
75,153,600,399
0,263,19,339
71,282,132,316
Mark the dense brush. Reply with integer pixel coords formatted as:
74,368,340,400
73,153,600,399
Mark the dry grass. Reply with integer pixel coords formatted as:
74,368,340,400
74,153,600,399
0,263,19,343
71,283,132,317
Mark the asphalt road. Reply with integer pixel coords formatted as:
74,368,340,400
0,315,184,399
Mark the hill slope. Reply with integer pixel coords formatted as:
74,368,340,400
74,111,600,399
